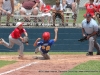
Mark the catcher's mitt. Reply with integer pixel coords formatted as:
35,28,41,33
23,36,29,45
78,36,87,42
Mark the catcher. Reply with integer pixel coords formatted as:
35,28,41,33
33,27,58,60
0,22,28,59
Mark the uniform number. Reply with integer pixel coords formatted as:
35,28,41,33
41,46,50,51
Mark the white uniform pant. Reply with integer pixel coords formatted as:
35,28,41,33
35,46,50,59
2,35,24,56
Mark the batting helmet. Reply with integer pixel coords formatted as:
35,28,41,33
42,32,50,41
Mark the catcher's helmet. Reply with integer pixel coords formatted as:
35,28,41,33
42,32,50,41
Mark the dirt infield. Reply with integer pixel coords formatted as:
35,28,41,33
0,54,100,75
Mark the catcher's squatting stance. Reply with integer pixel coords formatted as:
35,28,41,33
33,27,58,59
0,22,28,59
81,13,100,56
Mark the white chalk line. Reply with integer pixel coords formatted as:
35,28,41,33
0,61,39,75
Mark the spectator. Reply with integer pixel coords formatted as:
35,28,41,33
62,0,80,26
0,0,14,26
93,0,100,6
40,3,51,27
51,0,64,26
14,2,22,14
93,0,100,24
84,0,96,19
81,13,100,56
20,0,40,25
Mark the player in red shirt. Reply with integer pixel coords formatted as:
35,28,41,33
0,22,28,59
84,0,96,19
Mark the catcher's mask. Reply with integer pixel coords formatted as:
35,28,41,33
42,32,50,41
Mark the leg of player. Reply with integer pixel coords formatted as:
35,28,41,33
39,50,50,60
1,36,24,59
35,46,40,54
33,46,41,59
1,36,14,48
94,42,100,55
86,37,94,56
43,53,50,59
14,40,24,59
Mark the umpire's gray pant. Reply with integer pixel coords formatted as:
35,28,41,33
35,46,50,59
88,35,100,52
2,35,24,56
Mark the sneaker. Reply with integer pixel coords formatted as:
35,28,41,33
36,23,39,26
0,38,4,44
6,23,10,26
73,23,76,27
62,24,65,27
53,24,55,27
86,52,93,56
66,23,68,26
41,23,44,27
18,55,23,59
96,52,100,55
72,14,77,19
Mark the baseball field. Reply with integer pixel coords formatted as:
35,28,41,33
0,8,100,75
0,52,100,75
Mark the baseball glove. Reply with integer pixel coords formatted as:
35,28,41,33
78,36,87,42
23,36,29,45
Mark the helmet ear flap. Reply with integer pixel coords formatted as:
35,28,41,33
42,32,50,41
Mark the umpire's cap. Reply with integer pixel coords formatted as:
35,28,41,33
86,13,92,18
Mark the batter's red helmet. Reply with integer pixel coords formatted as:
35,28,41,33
42,32,50,41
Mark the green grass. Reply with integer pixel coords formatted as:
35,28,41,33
62,60,100,75
77,9,85,23
0,60,16,68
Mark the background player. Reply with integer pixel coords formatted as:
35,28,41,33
0,22,28,59
33,27,58,60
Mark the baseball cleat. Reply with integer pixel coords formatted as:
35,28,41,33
18,55,24,59
86,52,93,56
96,52,100,55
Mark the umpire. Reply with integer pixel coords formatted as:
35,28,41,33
81,13,100,56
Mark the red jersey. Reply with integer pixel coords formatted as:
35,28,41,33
96,4,100,12
84,3,96,17
11,28,26,39
41,4,51,12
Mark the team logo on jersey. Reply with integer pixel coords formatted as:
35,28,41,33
41,46,50,51
87,5,93,9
